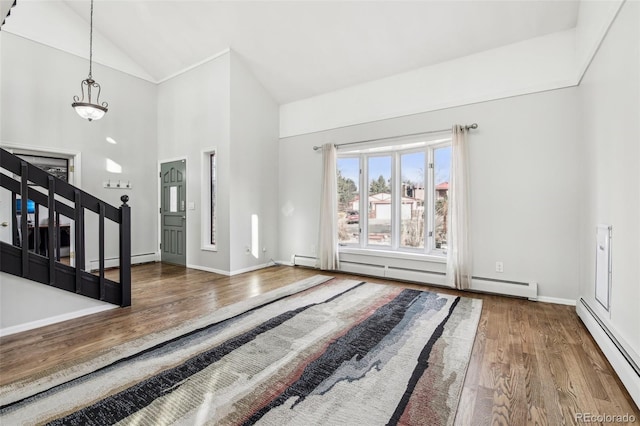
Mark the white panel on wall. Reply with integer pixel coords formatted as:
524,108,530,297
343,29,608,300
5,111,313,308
595,225,612,311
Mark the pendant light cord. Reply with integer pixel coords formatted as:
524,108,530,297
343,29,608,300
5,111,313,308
88,0,94,79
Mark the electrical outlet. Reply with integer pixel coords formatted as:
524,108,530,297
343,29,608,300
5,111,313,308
495,261,504,273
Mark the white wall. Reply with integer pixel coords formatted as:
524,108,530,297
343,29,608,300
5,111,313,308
229,52,279,273
1,0,155,82
1,32,159,264
157,50,280,275
157,52,232,272
279,87,581,301
279,1,626,139
574,0,625,82
578,0,639,367
280,29,577,138
0,272,116,336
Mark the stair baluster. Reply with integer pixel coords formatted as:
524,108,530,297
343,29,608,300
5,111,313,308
119,195,131,307
0,147,132,307
20,161,28,277
99,202,105,301
47,176,55,284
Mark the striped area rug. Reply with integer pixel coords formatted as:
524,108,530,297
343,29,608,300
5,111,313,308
0,276,482,425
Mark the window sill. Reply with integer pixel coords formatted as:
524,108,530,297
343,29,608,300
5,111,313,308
338,247,446,264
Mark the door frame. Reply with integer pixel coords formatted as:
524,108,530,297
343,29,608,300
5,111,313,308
1,141,81,264
1,141,81,187
157,156,188,263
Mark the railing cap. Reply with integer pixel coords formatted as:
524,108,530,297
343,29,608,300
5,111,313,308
121,195,129,206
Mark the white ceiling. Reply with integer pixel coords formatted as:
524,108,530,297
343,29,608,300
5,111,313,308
5,0,580,104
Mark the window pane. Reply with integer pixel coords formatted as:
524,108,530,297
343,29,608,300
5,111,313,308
368,156,391,246
210,153,216,245
400,151,425,248
337,157,360,245
434,146,451,250
17,154,69,182
169,186,178,212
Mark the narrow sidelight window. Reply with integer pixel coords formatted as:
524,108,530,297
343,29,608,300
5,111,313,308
209,152,216,246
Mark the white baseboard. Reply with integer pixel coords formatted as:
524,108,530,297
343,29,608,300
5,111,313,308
186,263,272,276
0,304,117,338
577,299,640,407
229,263,272,276
536,295,576,306
186,264,231,276
88,253,158,272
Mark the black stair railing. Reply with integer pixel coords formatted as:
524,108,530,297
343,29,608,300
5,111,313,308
0,148,131,307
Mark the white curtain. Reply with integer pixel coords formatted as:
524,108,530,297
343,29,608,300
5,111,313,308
317,143,339,270
446,125,472,289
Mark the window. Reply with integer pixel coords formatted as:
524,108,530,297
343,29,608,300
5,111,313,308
209,152,216,246
400,151,425,249
433,145,451,250
367,155,392,246
336,134,451,255
16,154,69,181
201,149,217,251
337,157,360,245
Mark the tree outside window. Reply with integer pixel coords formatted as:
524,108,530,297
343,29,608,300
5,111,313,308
336,137,451,255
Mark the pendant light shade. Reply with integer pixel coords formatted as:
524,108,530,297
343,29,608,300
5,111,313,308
72,0,108,121
72,78,108,121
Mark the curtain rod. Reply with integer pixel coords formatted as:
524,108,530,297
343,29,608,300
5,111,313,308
312,123,478,151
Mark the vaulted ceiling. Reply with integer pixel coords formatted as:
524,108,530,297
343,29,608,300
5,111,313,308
2,0,580,104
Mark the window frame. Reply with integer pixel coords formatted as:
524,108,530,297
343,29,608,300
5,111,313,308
365,153,394,249
337,134,451,257
398,147,427,252
427,140,451,254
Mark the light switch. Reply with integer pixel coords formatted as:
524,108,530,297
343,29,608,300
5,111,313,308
188,202,195,210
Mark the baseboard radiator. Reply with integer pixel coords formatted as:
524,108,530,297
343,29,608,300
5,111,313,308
577,298,640,406
292,255,317,268
470,276,537,300
88,253,158,272
292,254,537,299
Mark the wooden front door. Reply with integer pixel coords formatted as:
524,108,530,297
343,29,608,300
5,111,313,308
160,160,186,265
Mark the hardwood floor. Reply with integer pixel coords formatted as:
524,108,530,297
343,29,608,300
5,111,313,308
1,263,638,424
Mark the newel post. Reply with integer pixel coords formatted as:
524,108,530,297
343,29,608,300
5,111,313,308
119,195,132,307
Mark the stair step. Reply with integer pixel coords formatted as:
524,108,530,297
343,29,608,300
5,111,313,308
0,242,122,305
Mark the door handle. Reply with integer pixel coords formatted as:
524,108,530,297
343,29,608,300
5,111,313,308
1,222,8,227
182,216,186,219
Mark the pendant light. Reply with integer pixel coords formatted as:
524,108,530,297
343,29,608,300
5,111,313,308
72,0,108,121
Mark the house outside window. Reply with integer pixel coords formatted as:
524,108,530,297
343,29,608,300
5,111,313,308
337,134,451,255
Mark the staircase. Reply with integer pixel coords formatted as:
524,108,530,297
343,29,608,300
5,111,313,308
0,148,131,307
